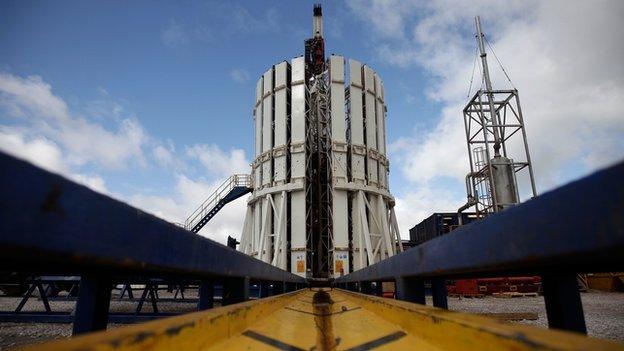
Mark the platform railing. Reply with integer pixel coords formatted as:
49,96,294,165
0,152,303,335
335,159,624,335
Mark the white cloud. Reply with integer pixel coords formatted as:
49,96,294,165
152,140,185,171
0,127,109,194
161,20,189,47
347,0,417,39
229,68,250,84
0,127,66,173
0,73,69,121
70,173,108,194
0,71,249,245
326,17,344,39
186,143,250,178
0,72,148,170
161,5,279,47
228,5,279,34
394,185,465,238
350,0,624,226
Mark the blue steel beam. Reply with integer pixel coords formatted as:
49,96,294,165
337,160,624,283
0,152,304,284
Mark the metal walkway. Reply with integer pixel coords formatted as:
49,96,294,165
184,174,252,233
24,288,623,351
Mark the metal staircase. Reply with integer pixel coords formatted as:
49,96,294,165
184,174,252,234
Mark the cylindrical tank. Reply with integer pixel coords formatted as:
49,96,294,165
238,55,402,278
490,156,519,210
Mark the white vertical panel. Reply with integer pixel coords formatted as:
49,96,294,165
254,76,263,189
351,193,365,271
271,192,287,269
330,56,346,143
290,57,306,276
330,56,349,278
348,59,366,185
273,62,288,185
365,193,380,263
364,66,378,188
332,190,349,277
290,192,306,276
262,68,273,187
239,205,253,254
377,195,394,259
255,77,263,156
330,56,348,184
290,57,306,184
261,196,273,263
375,73,387,189
253,201,262,259
374,73,385,156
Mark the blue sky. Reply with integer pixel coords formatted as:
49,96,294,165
1,1,623,243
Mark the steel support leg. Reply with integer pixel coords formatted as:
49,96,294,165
135,284,150,314
360,281,372,294
395,276,426,304
542,273,586,333
272,281,285,295
259,282,270,298
222,277,249,305
148,285,158,313
72,274,112,335
198,280,214,311
432,278,448,309
15,283,37,312
119,284,133,300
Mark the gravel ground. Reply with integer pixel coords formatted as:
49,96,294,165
0,289,202,350
0,290,622,349
447,291,624,342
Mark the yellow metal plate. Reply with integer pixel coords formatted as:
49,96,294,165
20,289,624,351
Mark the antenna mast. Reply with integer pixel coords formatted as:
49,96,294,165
475,16,501,156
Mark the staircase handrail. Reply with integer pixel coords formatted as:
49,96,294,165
184,174,252,230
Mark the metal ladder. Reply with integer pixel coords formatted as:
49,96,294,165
184,174,252,234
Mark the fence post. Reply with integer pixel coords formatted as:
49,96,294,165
431,278,448,309
259,281,270,298
542,273,586,333
395,276,426,304
272,281,285,295
198,280,214,310
222,276,249,305
360,281,372,294
72,274,112,335
285,282,296,292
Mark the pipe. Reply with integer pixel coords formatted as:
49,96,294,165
313,4,323,38
458,173,478,225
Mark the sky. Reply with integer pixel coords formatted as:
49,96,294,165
1,0,623,244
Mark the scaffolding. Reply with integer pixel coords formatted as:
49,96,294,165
305,71,333,278
460,16,537,218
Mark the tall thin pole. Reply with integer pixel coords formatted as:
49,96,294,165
475,16,501,156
